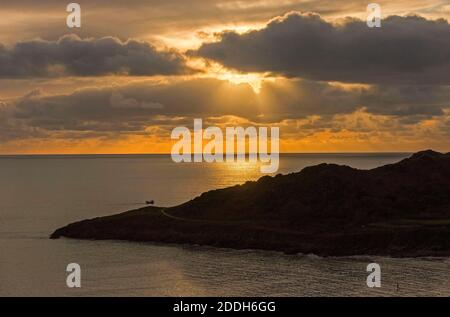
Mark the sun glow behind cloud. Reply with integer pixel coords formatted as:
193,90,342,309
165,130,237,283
209,71,267,94
192,60,275,94
149,22,266,52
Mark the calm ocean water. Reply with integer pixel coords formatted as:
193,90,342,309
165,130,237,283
0,153,449,296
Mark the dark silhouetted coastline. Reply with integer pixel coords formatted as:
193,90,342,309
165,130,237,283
51,150,450,257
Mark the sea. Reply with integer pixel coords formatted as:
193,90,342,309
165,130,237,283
0,153,449,296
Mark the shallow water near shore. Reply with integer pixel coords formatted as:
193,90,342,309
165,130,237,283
1,153,449,296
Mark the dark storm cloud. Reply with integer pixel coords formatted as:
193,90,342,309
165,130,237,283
8,79,259,134
0,35,191,78
3,78,448,140
360,85,448,116
193,13,450,84
257,80,449,123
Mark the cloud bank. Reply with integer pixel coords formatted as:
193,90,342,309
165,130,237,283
0,35,191,78
194,13,450,84
1,78,448,140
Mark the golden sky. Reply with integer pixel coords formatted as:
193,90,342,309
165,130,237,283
0,0,449,154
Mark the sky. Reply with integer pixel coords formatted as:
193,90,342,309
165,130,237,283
0,0,449,154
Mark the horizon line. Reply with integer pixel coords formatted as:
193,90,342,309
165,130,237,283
0,151,416,157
